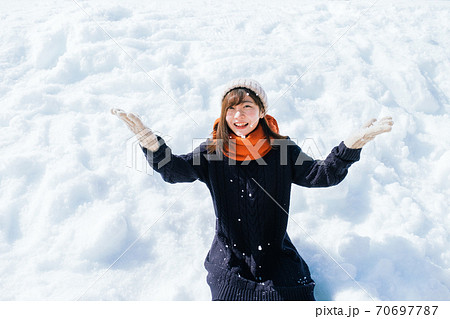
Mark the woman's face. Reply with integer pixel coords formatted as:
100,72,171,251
225,95,263,137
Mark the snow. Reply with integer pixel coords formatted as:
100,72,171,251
1,0,449,301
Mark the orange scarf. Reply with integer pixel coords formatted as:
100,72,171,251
212,114,279,161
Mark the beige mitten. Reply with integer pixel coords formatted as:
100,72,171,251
344,116,394,149
111,108,160,152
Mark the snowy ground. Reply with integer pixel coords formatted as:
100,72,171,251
1,0,449,301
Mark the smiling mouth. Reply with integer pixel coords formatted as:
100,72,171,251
234,122,248,128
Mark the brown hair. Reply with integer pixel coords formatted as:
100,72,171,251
207,88,287,154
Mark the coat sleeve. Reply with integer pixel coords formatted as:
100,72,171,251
142,136,208,184
290,141,361,188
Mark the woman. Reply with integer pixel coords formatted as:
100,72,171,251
111,79,393,300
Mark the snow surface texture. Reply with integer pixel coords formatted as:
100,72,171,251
1,0,449,301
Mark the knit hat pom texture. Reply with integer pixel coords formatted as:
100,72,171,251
222,79,268,111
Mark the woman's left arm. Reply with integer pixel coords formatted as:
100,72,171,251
343,117,393,149
291,117,393,187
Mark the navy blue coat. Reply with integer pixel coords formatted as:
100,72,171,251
143,137,361,300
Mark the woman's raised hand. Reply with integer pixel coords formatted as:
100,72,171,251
344,117,394,149
111,108,160,152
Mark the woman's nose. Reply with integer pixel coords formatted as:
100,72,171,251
234,109,244,118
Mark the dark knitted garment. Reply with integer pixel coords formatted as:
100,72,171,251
143,137,361,301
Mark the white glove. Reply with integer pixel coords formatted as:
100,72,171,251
344,117,394,149
111,108,160,152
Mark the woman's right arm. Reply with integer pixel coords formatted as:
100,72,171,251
142,137,208,184
111,108,208,184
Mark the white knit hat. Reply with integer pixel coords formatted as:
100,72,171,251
222,78,268,110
